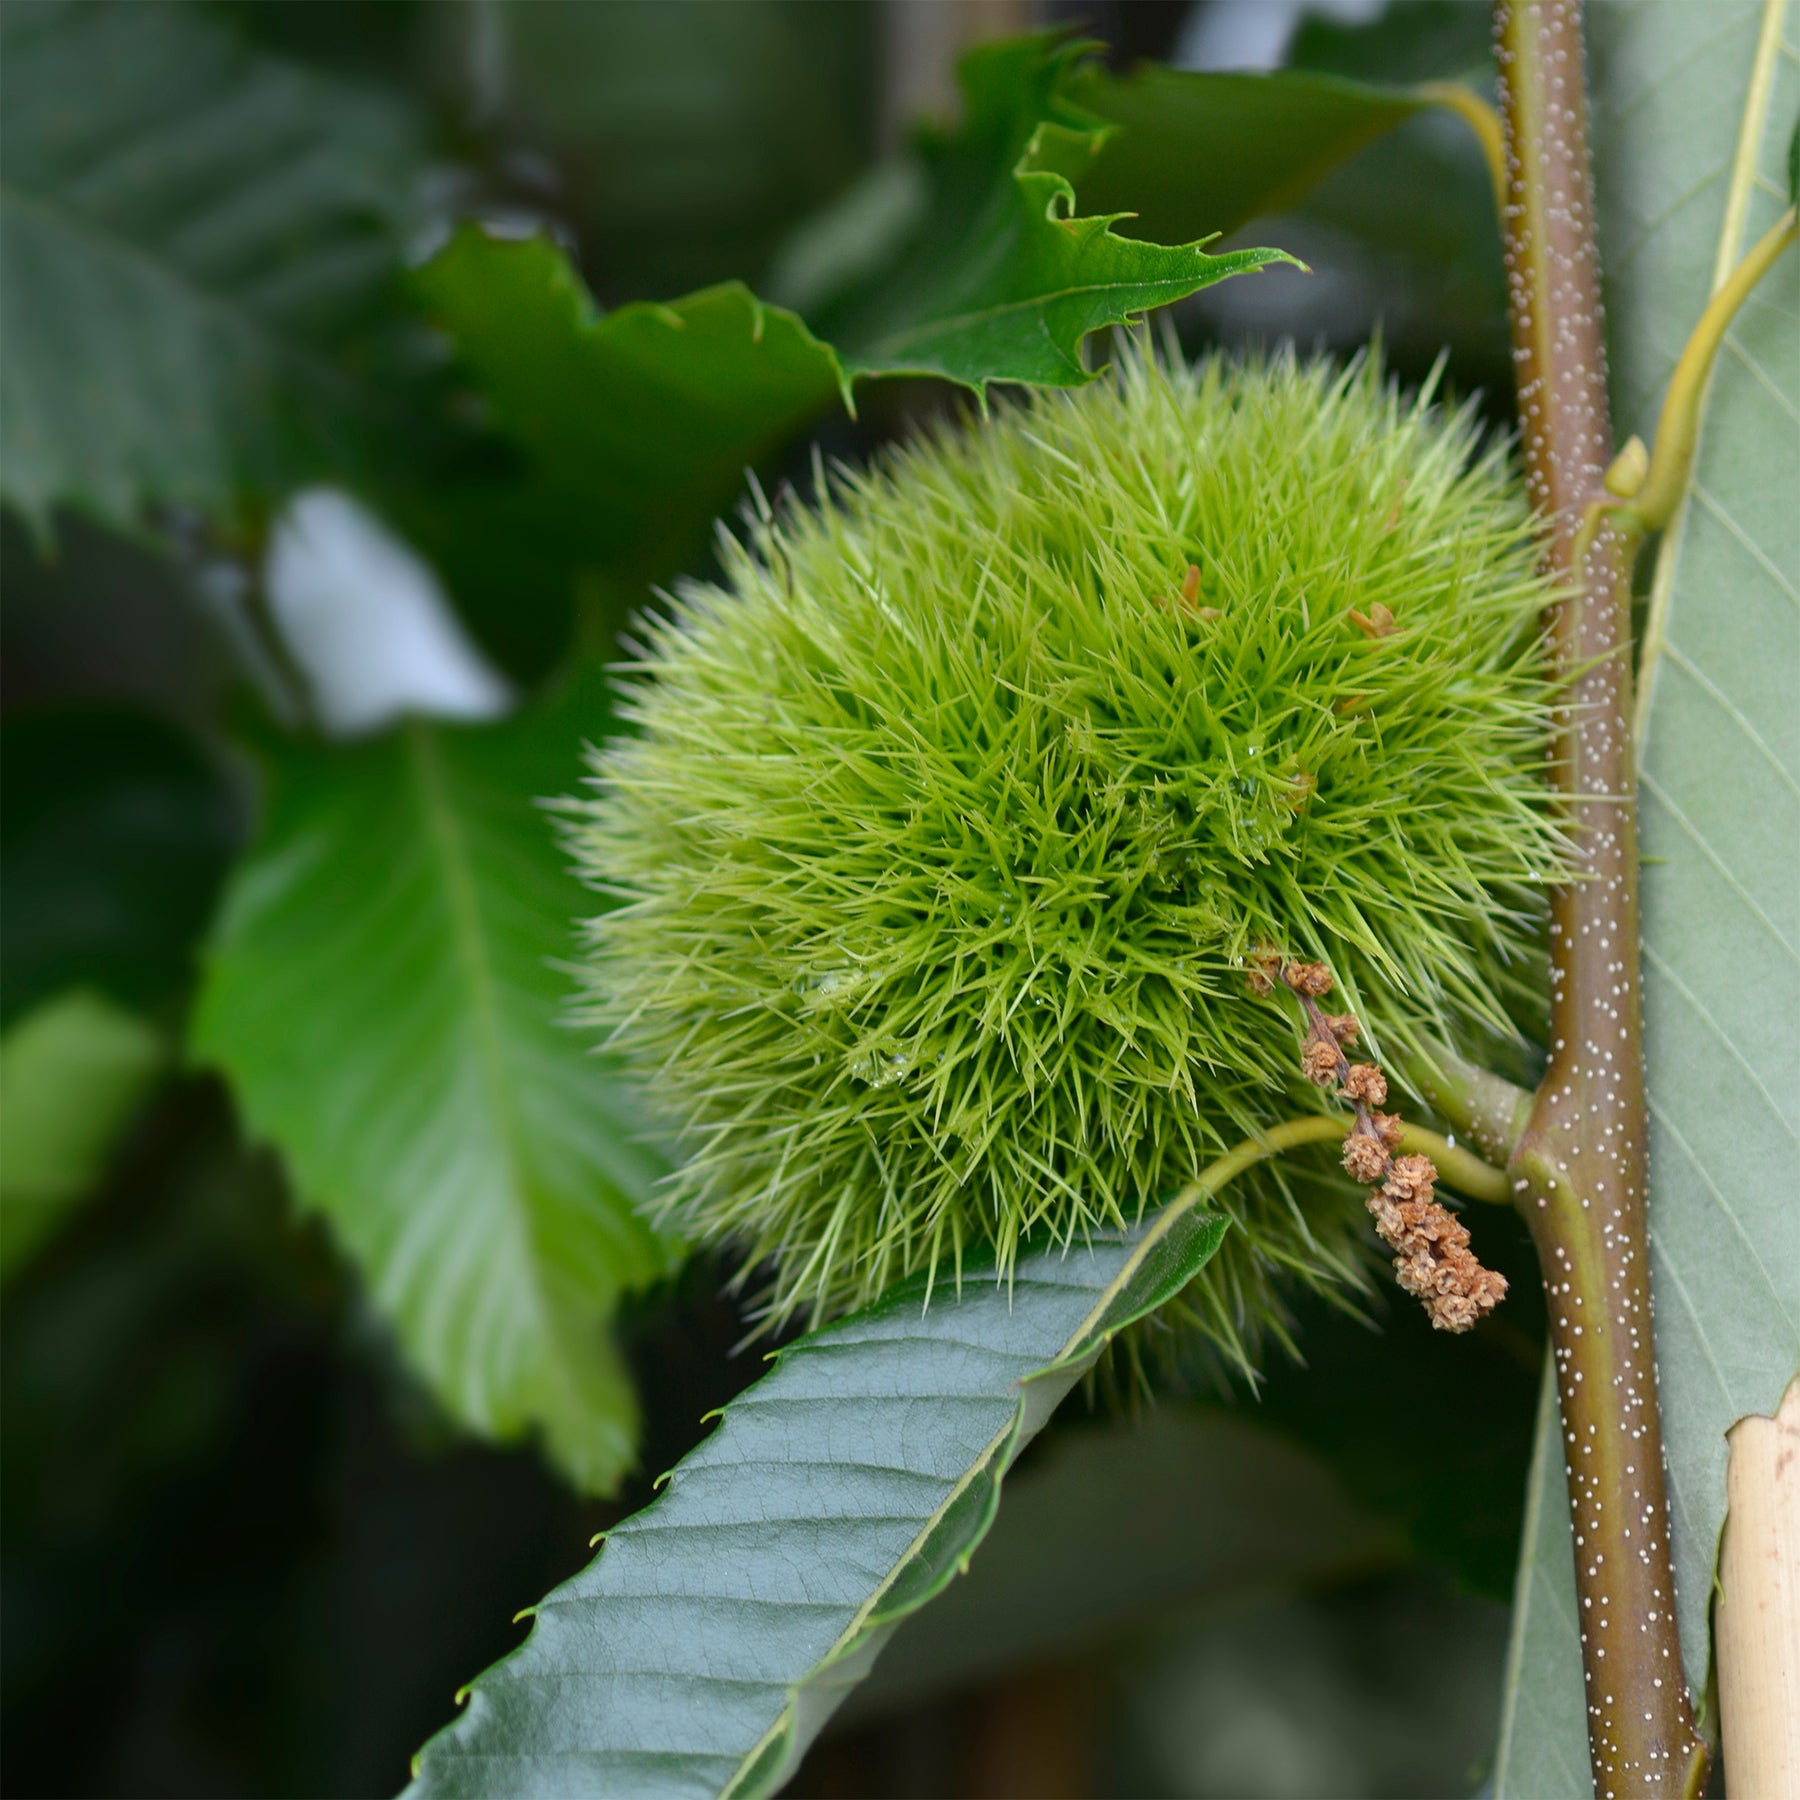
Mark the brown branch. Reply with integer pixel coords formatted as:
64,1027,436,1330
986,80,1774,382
1493,3,1707,1792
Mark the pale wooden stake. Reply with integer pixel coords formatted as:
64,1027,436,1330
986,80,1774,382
1718,1375,1800,1799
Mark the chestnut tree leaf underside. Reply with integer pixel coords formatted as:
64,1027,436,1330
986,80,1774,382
403,1206,1229,1799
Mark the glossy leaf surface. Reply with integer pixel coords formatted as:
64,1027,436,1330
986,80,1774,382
815,38,1294,388
417,37,1292,594
192,687,673,1493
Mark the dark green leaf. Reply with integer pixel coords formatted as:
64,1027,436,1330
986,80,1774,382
405,1205,1231,1798
191,681,674,1492
0,987,165,1279
414,231,844,583
416,38,1292,592
811,36,1296,388
1055,56,1509,392
1066,63,1424,247
0,0,424,535
774,52,1433,344
0,707,243,1026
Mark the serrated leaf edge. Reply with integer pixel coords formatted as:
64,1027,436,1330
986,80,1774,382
841,106,1303,394
719,1206,1231,1800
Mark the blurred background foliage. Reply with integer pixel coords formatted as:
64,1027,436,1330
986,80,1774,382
2,2,1545,1795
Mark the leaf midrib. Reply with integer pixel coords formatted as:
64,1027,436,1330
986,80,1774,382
717,1196,1246,1798
860,263,1237,363
404,723,562,1372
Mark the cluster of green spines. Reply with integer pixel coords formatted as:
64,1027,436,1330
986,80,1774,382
571,351,1560,1333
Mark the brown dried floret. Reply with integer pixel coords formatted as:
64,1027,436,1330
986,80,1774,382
1256,948,1507,1334
1302,1038,1343,1086
1381,1153,1437,1204
1282,961,1335,999
1431,1265,1509,1332
1347,602,1397,639
1365,1177,1508,1334
1245,945,1284,996
1342,1131,1390,1183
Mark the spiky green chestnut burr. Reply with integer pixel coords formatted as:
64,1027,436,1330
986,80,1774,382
569,351,1562,1335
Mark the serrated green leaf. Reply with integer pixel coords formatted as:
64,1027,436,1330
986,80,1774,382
0,988,165,1279
416,37,1293,595
404,1204,1230,1799
192,685,674,1493
414,232,844,582
1495,5,1800,1789
779,51,1495,384
813,36,1295,388
0,0,423,536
